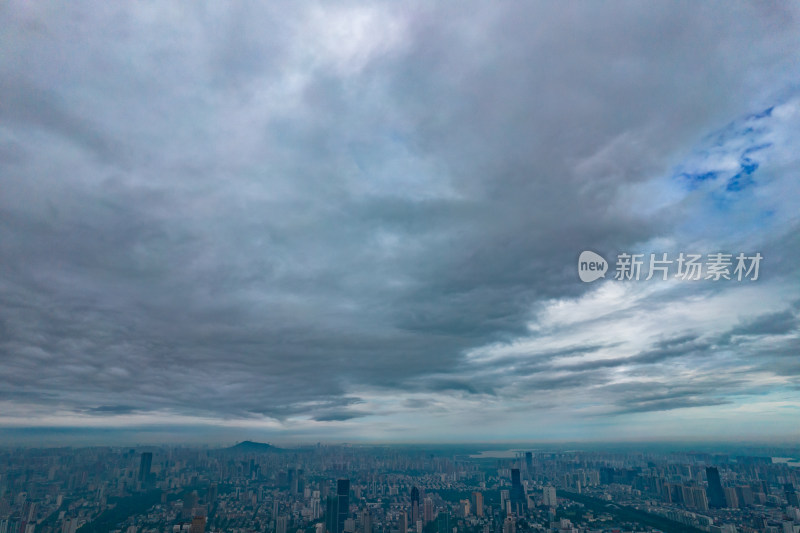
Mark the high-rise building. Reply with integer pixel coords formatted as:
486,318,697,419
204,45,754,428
398,511,408,533
190,516,206,533
736,485,754,507
510,468,526,514
693,487,709,511
326,495,339,533
525,452,533,474
472,492,483,518
706,467,726,508
423,497,433,524
138,452,153,484
207,483,218,506
723,487,739,509
681,485,695,507
411,486,420,525
337,479,350,533
277,516,288,533
311,492,321,520
435,513,450,533
542,486,557,507
182,492,198,520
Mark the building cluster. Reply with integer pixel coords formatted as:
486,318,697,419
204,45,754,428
1,446,799,533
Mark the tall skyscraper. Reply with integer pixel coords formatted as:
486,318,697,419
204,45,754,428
423,497,433,524
337,479,350,533
472,492,483,518
326,495,338,533
510,468,526,514
398,511,408,533
411,486,420,525
706,467,726,508
138,452,152,484
435,513,450,533
207,483,218,507
525,452,533,474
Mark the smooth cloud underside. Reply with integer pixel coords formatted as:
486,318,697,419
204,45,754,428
0,1,799,443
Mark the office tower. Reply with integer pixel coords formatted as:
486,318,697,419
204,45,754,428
543,486,557,507
510,468,526,514
500,489,509,511
288,469,296,492
472,492,484,517
207,483,218,506
399,511,408,533
326,495,339,533
277,516,288,533
411,486,420,525
190,516,206,533
525,452,533,474
423,497,433,524
337,479,350,533
435,513,450,533
138,452,152,484
706,467,726,508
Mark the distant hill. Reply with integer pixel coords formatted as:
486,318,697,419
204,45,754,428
225,440,283,453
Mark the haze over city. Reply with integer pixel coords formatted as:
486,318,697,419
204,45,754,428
1,1,800,446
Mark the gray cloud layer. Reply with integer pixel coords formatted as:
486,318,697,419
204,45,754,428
1,1,799,441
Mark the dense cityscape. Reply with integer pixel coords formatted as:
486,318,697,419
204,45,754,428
1,443,799,533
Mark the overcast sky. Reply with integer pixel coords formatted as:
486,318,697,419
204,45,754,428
1,1,799,445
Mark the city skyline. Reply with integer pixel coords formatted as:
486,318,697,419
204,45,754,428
1,2,800,445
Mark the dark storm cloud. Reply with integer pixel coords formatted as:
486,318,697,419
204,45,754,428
727,310,799,338
84,405,142,416
614,397,731,415
1,1,799,438
311,410,370,422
